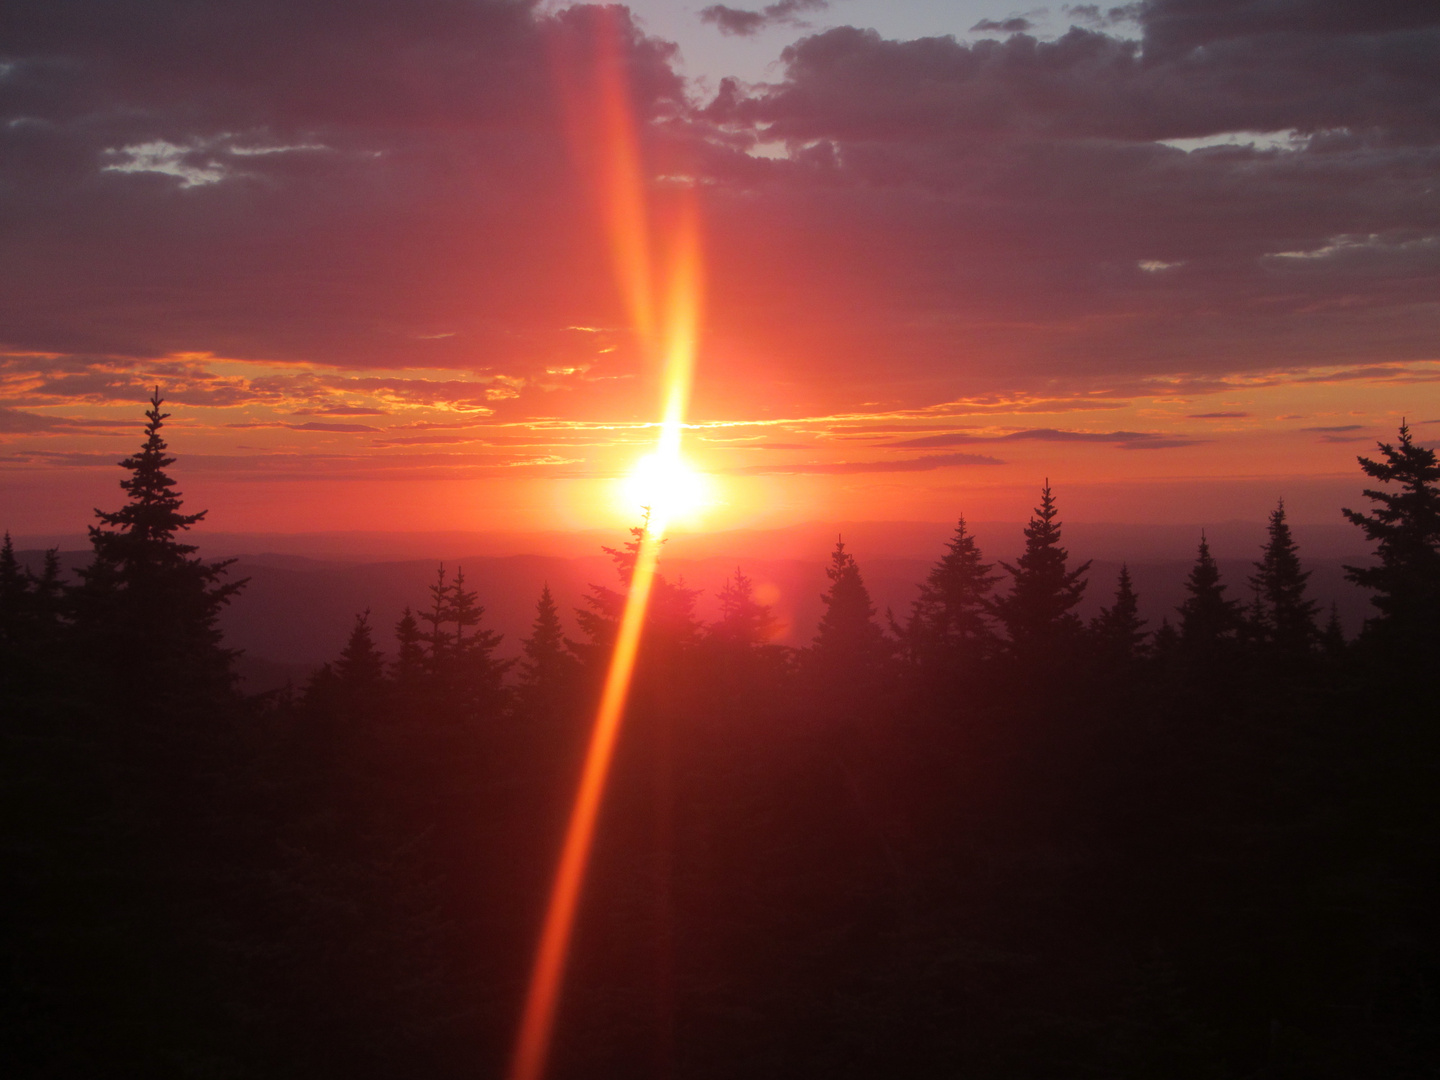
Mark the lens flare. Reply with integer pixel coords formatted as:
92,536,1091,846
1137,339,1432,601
509,11,703,1080
621,451,710,529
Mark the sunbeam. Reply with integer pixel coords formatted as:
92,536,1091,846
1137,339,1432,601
508,12,703,1080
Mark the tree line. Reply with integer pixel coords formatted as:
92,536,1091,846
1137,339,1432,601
3,391,1439,1079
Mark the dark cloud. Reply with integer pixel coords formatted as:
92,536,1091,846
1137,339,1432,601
1188,411,1249,418
1062,5,1140,29
1,0,1438,427
1300,423,1364,432
700,0,828,38
970,17,1035,33
0,407,136,434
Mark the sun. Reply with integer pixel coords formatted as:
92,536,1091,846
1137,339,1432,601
620,451,711,530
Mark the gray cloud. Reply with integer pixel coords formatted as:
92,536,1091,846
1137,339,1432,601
970,17,1035,33
701,0,829,37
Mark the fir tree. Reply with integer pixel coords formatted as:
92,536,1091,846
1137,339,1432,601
0,533,29,640
391,607,427,690
449,566,481,648
32,548,63,627
421,564,452,674
1091,564,1148,667
1177,532,1242,665
336,610,386,692
808,536,889,694
1151,617,1180,669
517,585,580,720
1320,602,1347,662
897,516,999,681
72,388,244,696
0,533,34,693
1249,499,1318,661
574,518,700,671
989,482,1090,661
710,567,777,650
444,567,507,718
1341,423,1440,647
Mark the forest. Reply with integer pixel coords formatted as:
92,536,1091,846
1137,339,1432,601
4,393,1439,1079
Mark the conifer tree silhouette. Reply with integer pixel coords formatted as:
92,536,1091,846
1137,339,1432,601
1091,564,1148,667
990,482,1090,661
517,585,580,721
0,533,34,693
448,569,508,718
421,564,452,673
449,566,481,648
711,567,777,650
1320,602,1347,662
72,388,244,696
1341,422,1440,649
575,517,700,671
1249,499,1319,661
808,536,889,695
391,607,427,691
337,610,387,692
1177,532,1242,666
896,516,999,682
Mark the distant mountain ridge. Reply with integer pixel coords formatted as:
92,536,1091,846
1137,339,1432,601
18,520,1376,693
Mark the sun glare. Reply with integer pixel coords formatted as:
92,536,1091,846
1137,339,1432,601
621,450,711,530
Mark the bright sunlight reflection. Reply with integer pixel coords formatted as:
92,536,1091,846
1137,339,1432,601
621,451,711,531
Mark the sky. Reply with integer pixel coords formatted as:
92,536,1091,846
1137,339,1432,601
2,0,1438,539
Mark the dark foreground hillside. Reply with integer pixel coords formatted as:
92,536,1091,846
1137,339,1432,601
5,398,1439,1079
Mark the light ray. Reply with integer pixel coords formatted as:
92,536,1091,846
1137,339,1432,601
508,11,701,1080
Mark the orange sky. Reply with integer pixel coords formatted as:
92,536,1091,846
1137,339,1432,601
2,2,1438,539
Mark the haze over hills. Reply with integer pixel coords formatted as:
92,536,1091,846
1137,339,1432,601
17,519,1377,692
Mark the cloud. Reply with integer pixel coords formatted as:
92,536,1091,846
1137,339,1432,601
731,452,1004,475
0,407,137,434
1301,424,1364,432
970,17,1035,34
701,0,829,37
225,421,380,433
1,0,1437,454
1188,411,1248,418
887,428,1201,449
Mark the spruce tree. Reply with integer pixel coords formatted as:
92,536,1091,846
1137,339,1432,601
1341,423,1440,648
1320,603,1347,662
1177,532,1242,665
990,482,1090,661
0,533,34,695
449,566,481,648
574,518,700,672
1091,564,1148,667
898,516,999,681
1249,499,1318,661
336,610,387,692
446,568,507,719
710,567,777,650
72,388,244,697
517,585,580,721
391,607,427,690
421,565,452,674
808,537,889,694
